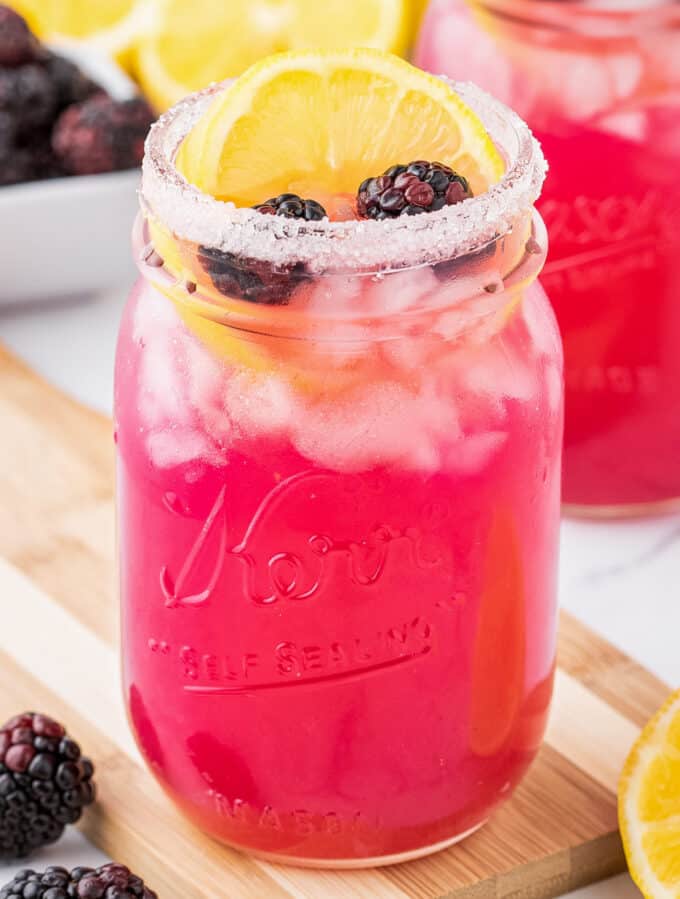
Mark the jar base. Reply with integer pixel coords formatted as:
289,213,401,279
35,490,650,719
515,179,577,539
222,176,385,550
238,820,488,870
563,495,680,521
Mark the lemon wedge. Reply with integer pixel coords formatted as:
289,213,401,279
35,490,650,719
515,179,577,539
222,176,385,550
7,0,148,64
620,689,680,899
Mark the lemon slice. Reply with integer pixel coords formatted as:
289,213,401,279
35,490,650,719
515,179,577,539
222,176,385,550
620,689,680,899
7,0,149,63
470,509,525,757
177,48,504,205
134,0,411,113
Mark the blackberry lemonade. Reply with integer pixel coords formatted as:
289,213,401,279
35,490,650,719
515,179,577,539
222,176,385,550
115,50,563,866
416,1,680,514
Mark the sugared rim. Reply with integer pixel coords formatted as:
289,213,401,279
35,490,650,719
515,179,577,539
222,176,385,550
141,78,547,274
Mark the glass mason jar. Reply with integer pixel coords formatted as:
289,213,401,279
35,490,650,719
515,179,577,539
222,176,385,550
416,1,680,515
115,81,562,867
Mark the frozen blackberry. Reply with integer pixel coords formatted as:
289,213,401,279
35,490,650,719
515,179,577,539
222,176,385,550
198,246,311,305
0,863,157,899
0,6,39,68
0,118,57,185
357,161,473,220
0,64,57,135
0,108,15,156
0,713,95,860
433,233,500,283
52,95,154,176
22,138,64,180
254,193,327,221
0,148,33,185
44,53,101,111
71,864,157,899
0,866,71,899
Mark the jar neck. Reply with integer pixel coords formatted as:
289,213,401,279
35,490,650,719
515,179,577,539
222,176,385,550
473,0,680,37
135,209,547,342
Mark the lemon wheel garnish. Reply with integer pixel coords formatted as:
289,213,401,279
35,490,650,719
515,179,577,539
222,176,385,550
620,689,680,899
177,48,504,206
159,49,505,397
134,0,412,113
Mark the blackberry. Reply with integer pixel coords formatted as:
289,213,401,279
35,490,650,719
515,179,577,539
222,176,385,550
0,148,36,186
433,234,500,282
199,193,324,303
357,160,473,220
0,713,95,860
23,139,64,180
0,116,58,186
52,95,154,176
0,863,158,899
0,108,15,156
198,245,311,305
254,193,327,221
44,53,101,111
0,64,58,135
0,6,39,68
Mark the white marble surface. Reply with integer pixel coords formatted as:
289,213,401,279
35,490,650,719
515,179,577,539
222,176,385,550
3,285,679,898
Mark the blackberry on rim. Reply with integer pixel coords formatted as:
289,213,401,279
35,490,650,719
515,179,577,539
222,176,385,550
358,161,473,220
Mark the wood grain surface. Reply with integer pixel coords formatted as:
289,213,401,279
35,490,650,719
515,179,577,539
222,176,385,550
0,344,668,898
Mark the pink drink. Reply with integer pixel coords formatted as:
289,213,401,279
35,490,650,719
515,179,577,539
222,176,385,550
115,81,562,865
416,0,680,514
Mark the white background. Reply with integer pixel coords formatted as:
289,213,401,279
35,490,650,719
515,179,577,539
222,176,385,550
3,285,678,897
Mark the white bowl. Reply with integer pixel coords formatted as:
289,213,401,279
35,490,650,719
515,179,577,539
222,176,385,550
0,171,140,304
0,46,143,305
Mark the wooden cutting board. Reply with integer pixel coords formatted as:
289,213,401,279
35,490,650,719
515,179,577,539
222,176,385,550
0,343,668,899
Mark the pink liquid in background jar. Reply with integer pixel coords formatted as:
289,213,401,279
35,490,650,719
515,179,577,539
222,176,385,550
115,80,562,866
416,0,680,515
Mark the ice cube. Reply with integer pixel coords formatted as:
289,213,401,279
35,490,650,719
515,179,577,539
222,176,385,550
446,431,508,475
522,287,563,362
224,370,295,437
365,266,440,317
417,2,515,105
183,337,235,444
598,110,647,142
380,331,444,373
147,428,220,469
186,339,224,410
139,341,189,429
291,384,403,472
461,336,537,405
132,285,179,344
434,287,511,345
292,274,362,318
516,45,614,123
608,52,643,103
557,51,615,121
133,290,194,429
292,381,455,472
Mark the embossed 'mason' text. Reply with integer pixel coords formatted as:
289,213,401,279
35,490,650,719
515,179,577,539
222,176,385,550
205,791,377,837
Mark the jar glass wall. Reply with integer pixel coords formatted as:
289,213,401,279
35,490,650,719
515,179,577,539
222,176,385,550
115,81,563,867
416,1,680,514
